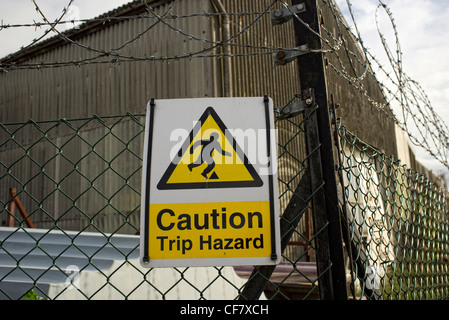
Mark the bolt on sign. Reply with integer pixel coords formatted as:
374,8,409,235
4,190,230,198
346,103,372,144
140,97,281,268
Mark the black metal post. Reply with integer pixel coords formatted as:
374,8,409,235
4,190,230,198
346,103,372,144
292,0,348,300
302,88,334,300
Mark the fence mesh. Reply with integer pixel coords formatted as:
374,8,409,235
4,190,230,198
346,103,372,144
0,98,327,300
1,104,448,300
338,121,449,300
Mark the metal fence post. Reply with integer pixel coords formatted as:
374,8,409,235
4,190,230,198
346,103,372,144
302,88,334,300
292,0,348,300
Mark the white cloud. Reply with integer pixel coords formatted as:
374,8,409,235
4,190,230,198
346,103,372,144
0,0,130,58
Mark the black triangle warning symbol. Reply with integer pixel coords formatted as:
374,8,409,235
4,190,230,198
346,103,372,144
157,107,263,190
209,172,219,180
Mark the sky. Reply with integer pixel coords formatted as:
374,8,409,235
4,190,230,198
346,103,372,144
334,0,449,182
0,0,448,181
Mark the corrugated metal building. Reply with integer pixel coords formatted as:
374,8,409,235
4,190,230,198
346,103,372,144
0,0,398,262
0,0,301,119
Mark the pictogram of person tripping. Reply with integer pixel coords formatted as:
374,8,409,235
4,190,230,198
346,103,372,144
187,132,231,180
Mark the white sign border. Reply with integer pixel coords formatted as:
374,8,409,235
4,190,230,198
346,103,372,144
139,97,281,268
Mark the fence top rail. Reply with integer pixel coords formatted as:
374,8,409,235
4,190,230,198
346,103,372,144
337,119,449,194
0,113,146,126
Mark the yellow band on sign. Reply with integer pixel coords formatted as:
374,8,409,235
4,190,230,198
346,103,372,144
148,201,272,260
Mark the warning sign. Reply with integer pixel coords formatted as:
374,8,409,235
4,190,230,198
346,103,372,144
140,97,280,268
157,107,263,190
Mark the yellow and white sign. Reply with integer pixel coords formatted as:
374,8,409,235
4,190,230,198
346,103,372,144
140,97,280,268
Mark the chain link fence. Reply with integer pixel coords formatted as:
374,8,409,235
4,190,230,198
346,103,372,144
1,98,448,300
0,97,329,300
338,121,449,300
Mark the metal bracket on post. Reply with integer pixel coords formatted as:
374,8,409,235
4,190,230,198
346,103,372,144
273,44,310,66
277,92,314,120
270,3,308,66
270,3,306,25
278,101,306,119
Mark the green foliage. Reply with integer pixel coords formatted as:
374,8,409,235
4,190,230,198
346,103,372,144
24,289,47,300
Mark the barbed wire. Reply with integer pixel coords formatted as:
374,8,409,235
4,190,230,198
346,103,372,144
0,12,272,30
8,0,76,58
318,0,449,170
1,1,287,69
0,0,448,172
